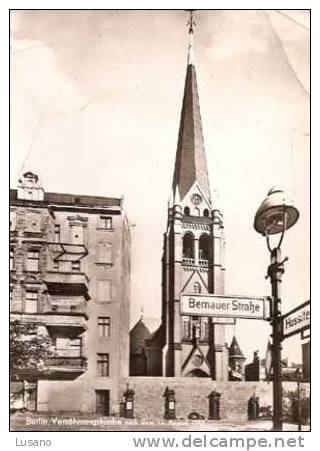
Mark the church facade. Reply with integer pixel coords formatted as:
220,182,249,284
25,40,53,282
144,26,229,380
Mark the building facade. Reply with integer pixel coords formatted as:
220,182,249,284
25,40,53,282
146,26,228,380
10,172,131,414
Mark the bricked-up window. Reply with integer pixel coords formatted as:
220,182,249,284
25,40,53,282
98,317,110,337
71,260,81,272
98,216,112,230
182,316,191,340
10,249,14,270
97,243,112,264
10,211,16,231
27,250,40,271
54,224,60,243
97,353,109,376
96,280,111,302
25,291,38,313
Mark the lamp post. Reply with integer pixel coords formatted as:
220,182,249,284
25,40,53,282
254,188,299,431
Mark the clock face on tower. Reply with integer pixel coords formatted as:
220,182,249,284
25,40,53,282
191,193,202,205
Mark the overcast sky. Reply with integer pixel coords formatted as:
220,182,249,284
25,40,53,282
10,10,310,364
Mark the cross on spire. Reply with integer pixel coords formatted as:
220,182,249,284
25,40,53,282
187,9,196,34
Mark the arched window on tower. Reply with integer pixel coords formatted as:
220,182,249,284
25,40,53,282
184,206,190,216
193,282,201,293
203,208,209,217
182,232,195,262
199,233,210,265
194,207,200,217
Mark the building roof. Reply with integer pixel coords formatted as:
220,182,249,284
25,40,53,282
229,335,245,358
10,189,122,208
172,43,211,203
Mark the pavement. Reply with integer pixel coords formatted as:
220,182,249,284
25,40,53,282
10,412,310,432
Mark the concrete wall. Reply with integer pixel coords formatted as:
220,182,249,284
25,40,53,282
120,377,310,421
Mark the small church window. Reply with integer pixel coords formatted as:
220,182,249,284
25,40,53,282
203,209,209,217
200,317,209,341
182,232,195,259
194,207,200,217
193,282,201,293
182,316,191,340
184,206,190,216
199,233,210,261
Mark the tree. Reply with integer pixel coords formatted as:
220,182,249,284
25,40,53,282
10,319,54,381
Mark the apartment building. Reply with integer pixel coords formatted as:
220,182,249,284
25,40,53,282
10,171,131,414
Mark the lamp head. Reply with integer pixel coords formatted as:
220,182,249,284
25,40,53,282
254,188,299,236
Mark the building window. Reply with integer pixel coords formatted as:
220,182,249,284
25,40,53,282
97,243,112,264
71,261,81,272
203,209,209,218
54,224,60,243
97,353,109,377
199,234,210,261
53,260,59,271
27,249,40,272
96,280,111,302
98,317,110,337
10,249,14,271
98,216,112,230
182,316,191,340
182,232,195,259
70,337,82,357
10,212,16,231
184,207,190,216
25,291,38,313
193,282,201,293
10,290,13,311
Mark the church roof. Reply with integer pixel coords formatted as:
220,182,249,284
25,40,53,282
130,318,151,354
172,32,211,204
229,335,245,358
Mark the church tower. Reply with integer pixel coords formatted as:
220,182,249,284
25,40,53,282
161,13,228,379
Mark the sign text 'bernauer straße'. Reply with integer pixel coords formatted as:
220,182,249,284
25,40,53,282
181,294,269,320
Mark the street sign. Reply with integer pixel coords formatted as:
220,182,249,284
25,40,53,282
301,329,310,340
180,293,269,320
281,300,310,340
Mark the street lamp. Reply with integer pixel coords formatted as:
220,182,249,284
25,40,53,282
254,188,299,431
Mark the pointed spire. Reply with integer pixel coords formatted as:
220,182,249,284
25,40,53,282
172,11,211,204
229,336,245,358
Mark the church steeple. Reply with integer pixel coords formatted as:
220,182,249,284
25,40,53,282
172,12,211,205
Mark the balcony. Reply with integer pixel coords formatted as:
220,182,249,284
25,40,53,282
182,258,195,266
44,356,87,380
13,311,88,337
15,356,87,381
44,271,90,300
48,242,87,261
